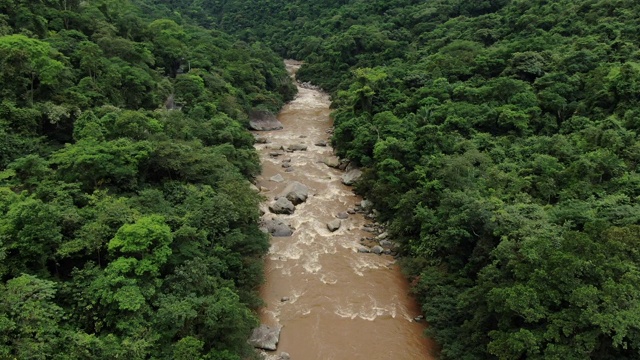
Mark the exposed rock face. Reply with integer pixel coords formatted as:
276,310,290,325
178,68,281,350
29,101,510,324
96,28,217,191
327,219,341,232
269,197,295,214
261,218,294,237
341,168,363,185
278,181,309,205
323,156,341,168
248,324,282,351
249,110,283,131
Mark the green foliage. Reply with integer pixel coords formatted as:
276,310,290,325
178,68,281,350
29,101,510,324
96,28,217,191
0,0,290,358
173,0,640,358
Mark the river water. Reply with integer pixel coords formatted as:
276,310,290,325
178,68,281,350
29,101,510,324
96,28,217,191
253,60,435,360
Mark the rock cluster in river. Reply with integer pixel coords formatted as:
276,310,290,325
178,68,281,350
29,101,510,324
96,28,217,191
298,81,321,90
265,180,310,218
260,217,294,237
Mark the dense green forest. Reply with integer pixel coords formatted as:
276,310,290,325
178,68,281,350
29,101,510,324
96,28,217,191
157,0,640,359
0,0,296,358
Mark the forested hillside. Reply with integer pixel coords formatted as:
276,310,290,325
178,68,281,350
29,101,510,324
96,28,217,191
157,0,640,359
0,0,296,358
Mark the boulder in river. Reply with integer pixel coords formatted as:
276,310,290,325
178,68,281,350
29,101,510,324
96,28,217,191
341,168,363,185
261,218,294,237
315,140,327,147
287,143,308,151
255,136,269,144
327,219,341,232
249,110,283,131
379,239,394,248
270,174,285,183
279,181,309,205
357,246,371,253
323,156,341,168
279,352,291,360
375,232,388,241
248,324,282,351
336,212,349,219
371,245,384,255
269,197,295,214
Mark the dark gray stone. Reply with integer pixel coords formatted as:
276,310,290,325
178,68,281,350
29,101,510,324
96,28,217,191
371,245,384,255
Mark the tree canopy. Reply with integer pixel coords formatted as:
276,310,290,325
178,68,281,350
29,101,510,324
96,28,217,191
0,0,296,358
152,0,640,358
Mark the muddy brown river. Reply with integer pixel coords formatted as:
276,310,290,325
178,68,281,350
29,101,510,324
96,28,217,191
253,60,436,360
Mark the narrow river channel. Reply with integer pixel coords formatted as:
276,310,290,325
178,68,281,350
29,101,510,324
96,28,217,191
253,60,436,360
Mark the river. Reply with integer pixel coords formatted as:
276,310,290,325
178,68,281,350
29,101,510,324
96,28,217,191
253,60,436,360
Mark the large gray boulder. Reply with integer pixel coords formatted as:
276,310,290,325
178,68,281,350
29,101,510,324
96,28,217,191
249,110,283,131
327,219,341,232
323,156,341,168
371,245,384,255
248,324,282,351
341,168,363,185
287,144,308,151
278,181,309,205
269,197,295,214
261,218,294,237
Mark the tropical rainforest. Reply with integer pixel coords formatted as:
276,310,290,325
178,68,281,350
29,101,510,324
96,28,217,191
0,0,296,358
2,0,640,359
153,0,640,359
